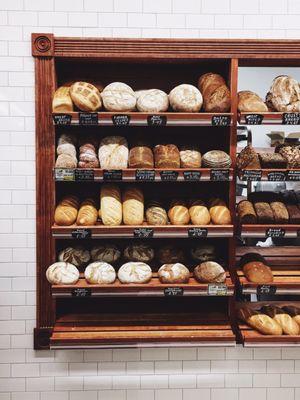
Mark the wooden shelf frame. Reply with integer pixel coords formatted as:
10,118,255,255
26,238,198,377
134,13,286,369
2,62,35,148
240,224,300,238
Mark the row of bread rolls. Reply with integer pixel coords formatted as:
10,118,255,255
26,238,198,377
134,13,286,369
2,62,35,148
238,75,300,113
46,260,226,285
239,253,273,284
52,73,231,114
239,305,300,336
54,187,231,226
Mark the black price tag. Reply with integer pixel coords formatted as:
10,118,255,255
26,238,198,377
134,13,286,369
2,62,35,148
53,114,72,125
71,229,91,239
103,170,123,181
112,115,130,126
135,169,155,181
267,171,286,181
257,285,277,295
210,169,229,181
282,113,300,125
79,112,98,125
244,114,264,125
211,115,231,126
133,228,153,238
188,228,208,238
287,170,300,181
164,287,184,296
54,168,75,181
241,169,262,181
147,115,167,126
266,228,285,238
160,171,178,181
72,288,91,297
208,284,228,296
75,169,95,181
183,171,201,181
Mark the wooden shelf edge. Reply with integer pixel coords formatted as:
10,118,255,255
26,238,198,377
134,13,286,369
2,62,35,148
238,111,300,125
238,168,300,182
240,224,300,238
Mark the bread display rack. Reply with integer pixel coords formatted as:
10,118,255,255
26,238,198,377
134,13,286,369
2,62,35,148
33,34,300,349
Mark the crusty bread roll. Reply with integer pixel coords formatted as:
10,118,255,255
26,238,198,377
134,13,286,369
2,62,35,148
101,82,136,112
209,205,231,225
169,84,203,112
194,261,226,283
243,261,273,284
122,186,144,225
58,246,90,267
118,262,152,284
84,261,116,284
52,86,73,113
46,262,79,285
100,184,122,226
76,198,98,226
91,244,121,263
180,146,201,168
154,144,180,169
261,306,300,335
267,75,300,112
158,263,190,284
198,73,231,112
168,200,190,225
129,146,154,168
189,200,211,225
54,196,79,226
123,243,154,263
145,201,168,225
238,91,268,112
239,308,283,335
98,136,129,169
136,89,169,112
70,81,101,111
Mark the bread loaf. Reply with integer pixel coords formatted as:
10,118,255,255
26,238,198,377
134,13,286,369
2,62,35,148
194,261,226,283
118,262,152,284
261,305,300,335
237,200,257,224
190,244,216,263
57,143,77,158
243,261,273,284
254,202,274,224
179,146,201,168
169,84,203,112
136,89,169,112
58,246,90,267
267,75,300,112
282,306,300,326
46,262,79,285
238,91,268,112
209,205,231,225
188,200,211,225
154,144,180,169
123,243,154,263
78,143,99,169
278,145,300,168
100,184,122,226
157,245,185,264
198,73,231,112
239,252,267,268
129,146,154,168
286,204,300,224
98,136,129,169
258,153,287,169
84,261,116,284
239,307,283,335
70,81,101,111
55,154,77,169
101,82,136,112
202,150,231,168
76,198,98,226
168,200,190,225
145,201,168,225
122,186,144,225
158,263,190,283
54,196,79,226
52,86,73,113
91,244,121,263
57,133,76,146
237,145,261,170
270,201,289,224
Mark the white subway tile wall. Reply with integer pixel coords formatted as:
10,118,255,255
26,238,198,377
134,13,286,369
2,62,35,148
0,0,299,398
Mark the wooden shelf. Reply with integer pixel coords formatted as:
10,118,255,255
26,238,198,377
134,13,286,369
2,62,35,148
239,169,300,182
238,112,300,125
240,224,300,238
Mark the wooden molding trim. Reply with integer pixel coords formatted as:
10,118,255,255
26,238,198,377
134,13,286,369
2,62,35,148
32,33,54,57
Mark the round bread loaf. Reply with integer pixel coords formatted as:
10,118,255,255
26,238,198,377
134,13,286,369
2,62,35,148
237,91,268,112
189,200,211,225
190,244,216,263
57,143,77,158
122,186,144,225
98,136,128,169
198,72,231,112
146,201,168,225
123,243,154,263
267,75,300,112
55,154,78,169
239,252,267,268
91,244,121,263
168,200,190,225
137,89,169,112
169,84,203,112
101,82,136,112
154,144,180,169
243,261,273,284
179,147,201,168
70,81,101,111
84,261,116,284
118,262,152,284
158,263,190,283
157,245,185,264
54,196,79,226
202,150,231,168
100,184,122,226
129,145,154,168
210,205,231,225
58,246,90,267
46,262,79,285
194,261,226,283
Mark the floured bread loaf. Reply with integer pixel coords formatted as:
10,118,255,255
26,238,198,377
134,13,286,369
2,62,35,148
146,201,168,225
46,262,79,285
123,243,154,263
267,75,300,112
118,262,152,283
129,145,154,168
76,198,98,226
57,133,76,146
194,261,226,283
58,246,90,267
100,184,122,226
84,261,116,284
55,154,77,168
169,84,203,112
122,186,144,225
168,200,190,225
198,73,231,112
158,263,190,283
52,86,73,113
102,82,136,111
238,91,268,112
54,195,79,226
188,200,211,225
154,144,180,169
180,147,201,168
137,89,169,112
91,244,121,263
78,143,99,169
98,136,129,169
70,81,101,111
57,143,77,158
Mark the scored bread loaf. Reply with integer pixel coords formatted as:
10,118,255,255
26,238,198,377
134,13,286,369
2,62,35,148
237,200,257,224
154,144,180,169
52,86,74,113
190,244,216,263
118,262,152,284
101,82,136,112
98,136,129,169
84,261,116,284
239,307,283,335
270,201,289,224
58,246,90,267
194,261,226,283
179,146,201,168
100,184,122,226
55,154,77,168
76,198,98,226
168,200,190,225
198,72,231,112
169,84,203,112
209,203,231,225
188,200,211,225
129,145,154,168
78,143,99,169
158,263,190,284
261,305,300,335
70,81,101,111
145,201,168,225
238,91,268,112
123,243,154,263
282,306,300,326
136,89,169,112
91,244,121,263
54,195,79,226
46,262,79,285
267,75,300,112
122,186,144,225
242,261,273,284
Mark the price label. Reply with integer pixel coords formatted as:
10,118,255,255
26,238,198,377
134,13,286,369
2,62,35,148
244,114,264,125
266,228,285,238
287,170,300,181
147,115,167,126
53,114,72,125
72,288,91,297
211,115,231,126
75,169,95,181
112,115,130,126
133,228,154,238
267,171,286,181
71,229,91,239
188,228,208,238
282,113,300,125
241,169,262,181
257,285,277,295
160,170,178,181
103,170,123,181
79,112,98,125
54,168,75,181
183,171,201,181
164,287,184,296
210,169,230,181
135,169,155,181
208,283,228,296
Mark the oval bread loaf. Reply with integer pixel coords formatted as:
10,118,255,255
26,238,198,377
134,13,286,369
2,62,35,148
46,262,79,285
84,261,116,284
100,184,122,226
118,262,152,284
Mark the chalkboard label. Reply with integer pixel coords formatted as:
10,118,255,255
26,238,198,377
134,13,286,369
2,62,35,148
54,168,75,181
135,169,155,181
103,170,123,181
183,171,201,181
241,169,262,181
257,284,277,295
211,115,231,126
72,288,91,297
133,228,154,238
160,170,178,181
75,169,95,181
147,115,167,126
79,112,98,125
71,229,91,239
287,170,300,181
164,287,184,296
244,114,264,125
53,114,72,125
266,228,285,238
112,115,130,126
210,169,230,181
282,113,300,125
208,283,228,296
267,171,286,181
188,228,208,238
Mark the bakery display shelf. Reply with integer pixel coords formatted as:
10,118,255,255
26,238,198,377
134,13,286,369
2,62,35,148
50,313,236,349
51,272,234,298
238,112,300,125
52,111,233,127
239,168,300,182
51,224,234,239
240,224,300,238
